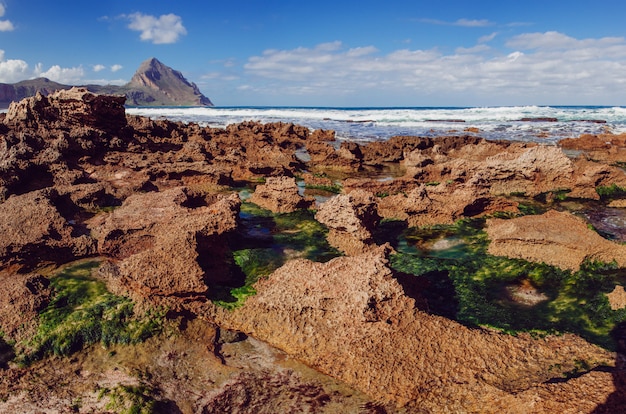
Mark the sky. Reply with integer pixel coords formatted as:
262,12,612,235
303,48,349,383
2,0,626,107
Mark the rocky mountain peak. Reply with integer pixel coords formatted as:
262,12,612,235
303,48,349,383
0,58,214,107
126,57,213,106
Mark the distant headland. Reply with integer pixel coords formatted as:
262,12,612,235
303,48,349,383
0,57,213,108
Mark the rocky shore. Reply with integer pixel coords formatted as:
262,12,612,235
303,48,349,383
1,88,626,413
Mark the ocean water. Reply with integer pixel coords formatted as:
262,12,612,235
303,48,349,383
115,105,626,143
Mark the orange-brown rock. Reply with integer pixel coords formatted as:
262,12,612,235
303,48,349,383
486,210,626,271
215,245,613,411
315,190,381,255
4,87,127,134
378,183,518,226
305,140,362,172
0,189,94,270
0,270,51,343
249,176,312,213
92,188,241,304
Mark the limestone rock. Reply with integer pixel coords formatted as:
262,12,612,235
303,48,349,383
472,145,574,196
216,245,612,410
4,87,127,134
92,188,241,304
0,271,51,343
0,189,94,269
249,176,312,213
485,210,626,271
378,183,518,227
315,190,381,255
607,285,626,310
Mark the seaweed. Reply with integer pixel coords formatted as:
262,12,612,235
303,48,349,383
391,219,626,349
211,204,342,309
19,261,164,365
596,183,626,200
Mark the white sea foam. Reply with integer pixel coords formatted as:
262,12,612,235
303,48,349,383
126,106,626,143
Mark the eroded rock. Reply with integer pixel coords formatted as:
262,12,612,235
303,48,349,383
0,189,94,269
215,245,612,410
0,271,51,343
315,190,381,255
92,188,241,304
249,176,312,213
486,210,626,271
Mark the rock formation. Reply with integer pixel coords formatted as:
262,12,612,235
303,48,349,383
0,90,625,412
216,245,613,411
315,190,381,255
249,176,312,213
485,210,626,271
0,188,94,270
92,188,241,306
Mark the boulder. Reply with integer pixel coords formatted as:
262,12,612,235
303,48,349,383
315,190,381,255
4,87,127,135
249,176,313,213
485,210,626,271
471,145,574,197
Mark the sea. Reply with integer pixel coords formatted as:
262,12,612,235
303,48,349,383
125,105,626,144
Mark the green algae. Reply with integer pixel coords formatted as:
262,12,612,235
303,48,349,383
20,261,164,365
596,183,626,200
211,202,342,309
392,219,626,350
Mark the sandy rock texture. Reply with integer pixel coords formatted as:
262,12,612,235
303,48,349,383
249,176,312,213
315,189,381,255
0,188,94,270
1,89,626,413
486,210,626,271
91,188,241,306
216,245,614,412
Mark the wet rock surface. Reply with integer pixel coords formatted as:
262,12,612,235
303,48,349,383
0,91,626,412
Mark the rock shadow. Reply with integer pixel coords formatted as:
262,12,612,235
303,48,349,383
591,321,626,413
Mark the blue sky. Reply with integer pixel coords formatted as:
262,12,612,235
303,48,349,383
2,0,626,106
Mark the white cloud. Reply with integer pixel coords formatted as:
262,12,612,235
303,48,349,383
418,18,493,27
454,18,492,28
126,12,187,44
236,32,626,104
0,50,29,83
93,64,106,72
111,64,123,72
0,4,14,32
35,64,85,84
479,32,498,43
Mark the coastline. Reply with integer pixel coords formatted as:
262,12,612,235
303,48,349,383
126,104,626,143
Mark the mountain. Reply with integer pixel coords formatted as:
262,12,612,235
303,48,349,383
0,58,213,107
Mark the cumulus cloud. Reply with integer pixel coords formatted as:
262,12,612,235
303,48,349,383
0,4,15,32
111,64,123,72
238,32,626,104
0,50,29,83
93,64,106,72
126,12,187,44
0,51,95,85
34,64,85,84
